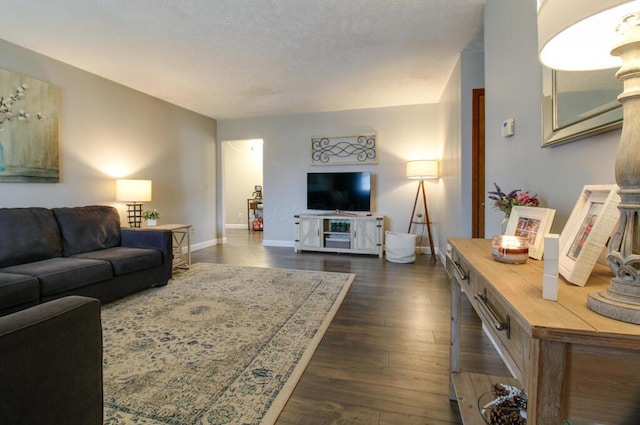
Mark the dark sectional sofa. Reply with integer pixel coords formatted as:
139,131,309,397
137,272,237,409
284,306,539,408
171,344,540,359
0,296,103,424
0,205,173,316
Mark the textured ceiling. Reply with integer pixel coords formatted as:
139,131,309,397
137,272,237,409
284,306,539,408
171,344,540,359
0,0,484,119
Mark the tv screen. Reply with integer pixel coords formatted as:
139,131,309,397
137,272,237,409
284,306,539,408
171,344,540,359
307,172,371,212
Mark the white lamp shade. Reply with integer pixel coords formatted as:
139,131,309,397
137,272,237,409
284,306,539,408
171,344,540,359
538,0,640,70
116,179,152,202
406,160,438,179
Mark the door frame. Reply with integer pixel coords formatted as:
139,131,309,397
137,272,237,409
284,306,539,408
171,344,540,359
472,88,485,238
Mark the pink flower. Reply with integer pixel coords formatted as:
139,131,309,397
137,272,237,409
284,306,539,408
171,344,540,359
488,183,540,216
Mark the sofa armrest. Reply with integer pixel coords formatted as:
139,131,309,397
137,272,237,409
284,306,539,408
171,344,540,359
0,296,103,425
121,228,173,281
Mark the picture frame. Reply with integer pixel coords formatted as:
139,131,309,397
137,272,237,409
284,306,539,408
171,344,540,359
505,206,556,260
0,67,60,182
559,184,620,287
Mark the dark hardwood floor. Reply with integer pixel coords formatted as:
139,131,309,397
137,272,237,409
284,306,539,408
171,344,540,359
192,229,509,425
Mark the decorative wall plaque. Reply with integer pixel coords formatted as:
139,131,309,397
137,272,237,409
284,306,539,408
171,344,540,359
311,133,377,165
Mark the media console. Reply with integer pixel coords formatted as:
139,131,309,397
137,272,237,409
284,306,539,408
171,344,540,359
294,214,384,257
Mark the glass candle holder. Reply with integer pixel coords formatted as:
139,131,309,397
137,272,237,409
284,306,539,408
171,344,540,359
492,235,529,264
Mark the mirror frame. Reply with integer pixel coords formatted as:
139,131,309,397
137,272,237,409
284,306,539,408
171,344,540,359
542,67,623,148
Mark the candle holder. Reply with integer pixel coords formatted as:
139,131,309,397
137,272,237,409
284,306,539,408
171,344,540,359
492,235,529,264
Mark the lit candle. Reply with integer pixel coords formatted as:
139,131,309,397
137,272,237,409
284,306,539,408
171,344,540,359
492,235,529,264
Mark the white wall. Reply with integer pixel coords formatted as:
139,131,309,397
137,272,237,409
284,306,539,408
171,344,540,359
484,0,619,236
222,139,263,228
439,56,463,255
0,39,218,247
461,49,485,235
217,104,444,250
438,47,485,258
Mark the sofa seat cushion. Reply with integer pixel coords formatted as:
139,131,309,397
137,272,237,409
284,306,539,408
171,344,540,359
72,247,162,276
0,258,113,298
52,206,121,256
0,273,40,311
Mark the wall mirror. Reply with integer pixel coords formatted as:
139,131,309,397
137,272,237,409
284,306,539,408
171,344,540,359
542,66,623,147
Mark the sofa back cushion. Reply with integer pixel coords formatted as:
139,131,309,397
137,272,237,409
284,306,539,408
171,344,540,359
0,208,63,268
52,206,121,256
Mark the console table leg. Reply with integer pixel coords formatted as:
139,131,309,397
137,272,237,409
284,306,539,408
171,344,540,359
450,276,462,400
527,339,566,424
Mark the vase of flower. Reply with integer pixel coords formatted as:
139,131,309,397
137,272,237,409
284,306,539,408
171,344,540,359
501,214,509,234
488,182,540,233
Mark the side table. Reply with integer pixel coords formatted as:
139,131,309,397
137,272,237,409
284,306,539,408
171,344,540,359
152,224,192,270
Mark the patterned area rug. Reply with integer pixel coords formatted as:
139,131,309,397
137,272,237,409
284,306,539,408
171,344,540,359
102,262,355,425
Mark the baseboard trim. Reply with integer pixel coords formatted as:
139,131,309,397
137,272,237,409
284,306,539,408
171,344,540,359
263,240,295,248
191,239,219,252
225,224,248,229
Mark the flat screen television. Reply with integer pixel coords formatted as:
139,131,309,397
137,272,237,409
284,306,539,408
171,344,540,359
307,171,371,212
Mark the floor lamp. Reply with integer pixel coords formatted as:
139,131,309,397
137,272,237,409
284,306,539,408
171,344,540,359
116,179,152,228
406,160,437,261
539,0,640,323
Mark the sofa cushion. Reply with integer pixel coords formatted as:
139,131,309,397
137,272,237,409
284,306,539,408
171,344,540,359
72,247,162,276
0,208,62,268
52,205,121,256
0,258,113,298
0,273,40,312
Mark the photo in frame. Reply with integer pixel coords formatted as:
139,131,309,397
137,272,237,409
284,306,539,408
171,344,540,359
559,184,620,287
505,206,556,260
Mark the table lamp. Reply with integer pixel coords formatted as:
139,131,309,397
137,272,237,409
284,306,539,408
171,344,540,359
406,159,438,260
538,0,640,323
116,179,152,228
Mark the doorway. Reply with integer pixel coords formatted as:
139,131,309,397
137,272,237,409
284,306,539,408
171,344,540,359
221,139,264,231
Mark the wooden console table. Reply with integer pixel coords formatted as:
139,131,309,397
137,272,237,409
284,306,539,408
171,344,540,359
447,238,640,425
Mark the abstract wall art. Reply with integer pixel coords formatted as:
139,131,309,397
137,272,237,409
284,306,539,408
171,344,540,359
0,67,60,183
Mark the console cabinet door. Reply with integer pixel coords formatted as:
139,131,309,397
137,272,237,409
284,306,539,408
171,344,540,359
297,217,322,249
352,219,379,252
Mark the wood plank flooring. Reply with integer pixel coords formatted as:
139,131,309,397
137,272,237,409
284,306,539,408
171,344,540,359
192,229,509,425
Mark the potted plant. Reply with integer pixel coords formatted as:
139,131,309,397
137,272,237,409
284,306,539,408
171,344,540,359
142,209,160,226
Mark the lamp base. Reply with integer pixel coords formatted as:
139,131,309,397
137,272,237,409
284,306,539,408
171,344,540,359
126,202,143,228
586,13,640,324
587,279,640,324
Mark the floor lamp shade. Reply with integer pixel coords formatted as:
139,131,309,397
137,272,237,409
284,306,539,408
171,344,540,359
538,0,640,323
116,179,152,228
406,160,438,180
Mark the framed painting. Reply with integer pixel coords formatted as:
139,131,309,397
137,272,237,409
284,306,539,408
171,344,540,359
0,67,60,183
559,185,620,286
311,133,377,165
505,206,556,260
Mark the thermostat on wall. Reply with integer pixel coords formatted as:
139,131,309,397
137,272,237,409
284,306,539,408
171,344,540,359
502,118,515,137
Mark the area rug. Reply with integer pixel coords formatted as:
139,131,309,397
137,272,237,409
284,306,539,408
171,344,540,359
102,263,355,425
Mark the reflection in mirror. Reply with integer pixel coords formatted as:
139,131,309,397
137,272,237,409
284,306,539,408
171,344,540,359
542,67,623,147
556,69,621,128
